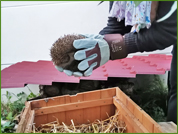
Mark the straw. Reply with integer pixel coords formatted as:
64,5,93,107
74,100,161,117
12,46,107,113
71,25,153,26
32,112,126,133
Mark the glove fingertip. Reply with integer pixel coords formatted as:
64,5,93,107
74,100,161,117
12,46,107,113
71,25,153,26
73,40,79,49
63,70,73,76
78,61,89,71
84,72,92,77
55,66,63,72
84,62,97,76
73,72,83,77
74,51,86,60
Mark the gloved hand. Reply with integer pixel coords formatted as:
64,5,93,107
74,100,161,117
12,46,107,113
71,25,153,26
56,34,128,77
54,34,106,77
54,58,84,77
73,34,110,76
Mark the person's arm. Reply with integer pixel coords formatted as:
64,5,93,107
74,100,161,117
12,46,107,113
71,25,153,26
99,1,132,35
58,1,177,77
124,1,177,54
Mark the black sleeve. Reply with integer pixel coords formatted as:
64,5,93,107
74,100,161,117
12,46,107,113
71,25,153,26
124,1,177,54
99,1,132,35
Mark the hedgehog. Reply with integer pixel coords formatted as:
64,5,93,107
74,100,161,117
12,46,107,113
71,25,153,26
50,34,85,72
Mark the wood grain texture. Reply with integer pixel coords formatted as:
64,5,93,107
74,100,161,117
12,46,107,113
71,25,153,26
113,97,149,133
16,102,31,133
24,110,35,133
46,96,66,123
33,99,47,127
17,87,165,133
35,98,113,116
83,90,101,123
115,87,163,133
100,88,116,120
65,93,84,125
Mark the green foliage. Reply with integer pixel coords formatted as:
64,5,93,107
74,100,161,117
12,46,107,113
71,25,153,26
1,109,8,120
6,112,14,121
26,85,38,100
152,107,166,122
27,92,37,100
131,75,168,122
1,121,15,133
1,91,26,133
2,92,27,117
134,1,143,7
1,87,38,133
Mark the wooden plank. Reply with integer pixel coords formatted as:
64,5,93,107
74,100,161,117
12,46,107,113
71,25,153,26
126,97,135,114
142,111,162,133
34,95,71,126
116,87,127,106
100,87,116,98
116,87,141,119
117,87,143,123
65,95,71,103
16,101,31,133
142,112,154,132
116,108,123,121
24,110,35,133
46,96,66,123
83,90,101,123
116,87,163,133
121,92,127,106
30,95,67,109
19,107,25,121
113,97,149,133
65,93,84,125
121,113,134,133
83,90,101,100
33,99,47,127
100,88,116,120
158,122,177,133
116,88,121,99
30,98,47,110
100,105,115,121
35,98,113,116
133,105,143,124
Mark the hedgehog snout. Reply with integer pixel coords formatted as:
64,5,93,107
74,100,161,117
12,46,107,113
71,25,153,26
59,52,75,69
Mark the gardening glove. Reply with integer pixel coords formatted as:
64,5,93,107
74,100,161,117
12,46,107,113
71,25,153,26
54,54,84,77
55,65,83,77
73,34,128,76
54,34,109,77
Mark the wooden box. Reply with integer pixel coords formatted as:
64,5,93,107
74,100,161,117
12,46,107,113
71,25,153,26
16,87,163,133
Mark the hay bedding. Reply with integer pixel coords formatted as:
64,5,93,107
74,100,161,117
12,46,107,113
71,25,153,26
32,112,126,133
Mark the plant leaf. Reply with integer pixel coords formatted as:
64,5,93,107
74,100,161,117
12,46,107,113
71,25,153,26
6,112,13,121
1,127,5,132
2,121,15,130
134,1,142,7
2,121,11,128
27,92,37,100
4,109,8,116
17,91,25,97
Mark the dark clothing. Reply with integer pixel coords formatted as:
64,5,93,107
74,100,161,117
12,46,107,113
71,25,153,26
99,1,177,124
99,1,177,53
167,45,177,123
